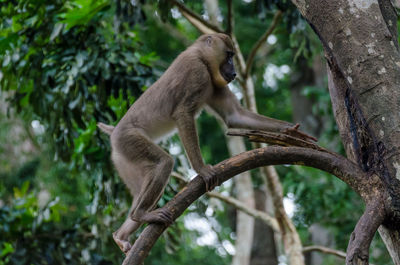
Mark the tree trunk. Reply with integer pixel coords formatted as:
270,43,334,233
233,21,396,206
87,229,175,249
250,188,278,265
290,56,324,137
290,0,400,263
307,224,336,265
226,136,255,265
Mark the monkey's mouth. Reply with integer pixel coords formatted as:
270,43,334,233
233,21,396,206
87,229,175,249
222,72,237,83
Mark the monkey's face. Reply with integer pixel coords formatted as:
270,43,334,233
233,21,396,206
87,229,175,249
201,34,236,84
220,51,236,83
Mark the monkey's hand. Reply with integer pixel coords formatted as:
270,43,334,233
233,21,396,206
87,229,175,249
198,164,218,191
282,124,318,142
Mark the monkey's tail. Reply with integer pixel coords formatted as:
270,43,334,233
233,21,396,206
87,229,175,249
97,122,115,135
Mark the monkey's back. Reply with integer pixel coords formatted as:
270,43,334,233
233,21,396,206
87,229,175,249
116,47,213,142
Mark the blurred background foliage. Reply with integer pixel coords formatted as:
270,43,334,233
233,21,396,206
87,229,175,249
0,0,392,264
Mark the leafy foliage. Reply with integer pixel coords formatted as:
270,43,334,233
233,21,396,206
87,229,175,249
0,0,153,161
0,182,109,265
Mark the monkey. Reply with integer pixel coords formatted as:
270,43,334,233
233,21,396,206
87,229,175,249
97,33,316,254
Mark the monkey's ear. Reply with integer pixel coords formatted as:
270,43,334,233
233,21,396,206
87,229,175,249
206,36,212,46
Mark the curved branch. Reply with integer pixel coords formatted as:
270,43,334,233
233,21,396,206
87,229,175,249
244,10,282,78
169,0,223,34
123,145,367,265
346,200,386,265
303,245,346,259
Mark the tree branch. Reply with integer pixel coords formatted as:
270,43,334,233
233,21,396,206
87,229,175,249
169,0,223,34
346,200,386,265
302,245,346,259
145,4,192,47
228,129,328,153
207,191,280,232
123,134,367,264
244,10,282,78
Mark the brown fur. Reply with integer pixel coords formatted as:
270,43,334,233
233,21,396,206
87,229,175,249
98,33,315,253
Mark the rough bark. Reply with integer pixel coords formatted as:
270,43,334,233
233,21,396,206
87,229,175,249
290,0,400,264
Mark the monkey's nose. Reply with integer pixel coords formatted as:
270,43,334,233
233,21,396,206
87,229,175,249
232,72,237,79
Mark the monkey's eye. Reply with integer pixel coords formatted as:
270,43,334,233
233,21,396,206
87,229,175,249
227,51,235,57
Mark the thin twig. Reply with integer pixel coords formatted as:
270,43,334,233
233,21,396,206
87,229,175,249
145,4,192,46
210,191,279,231
302,245,346,259
170,171,187,183
171,172,280,231
169,0,223,34
244,10,282,78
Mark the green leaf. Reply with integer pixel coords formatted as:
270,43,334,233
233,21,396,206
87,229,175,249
59,0,110,30
0,242,14,258
13,181,30,198
0,34,18,54
50,23,64,41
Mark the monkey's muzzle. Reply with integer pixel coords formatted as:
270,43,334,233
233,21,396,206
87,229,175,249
223,72,237,83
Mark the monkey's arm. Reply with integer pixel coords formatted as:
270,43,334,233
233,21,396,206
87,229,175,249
208,86,317,142
175,113,217,190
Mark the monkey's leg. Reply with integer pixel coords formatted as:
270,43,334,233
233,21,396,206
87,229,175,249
110,153,144,253
111,129,174,253
113,160,174,254
130,147,174,224
112,217,141,253
115,130,174,223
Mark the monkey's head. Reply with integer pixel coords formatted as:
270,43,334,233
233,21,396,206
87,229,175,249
198,33,237,87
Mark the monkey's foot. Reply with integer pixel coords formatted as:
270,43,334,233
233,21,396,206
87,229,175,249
198,164,218,191
139,208,173,225
113,232,132,254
